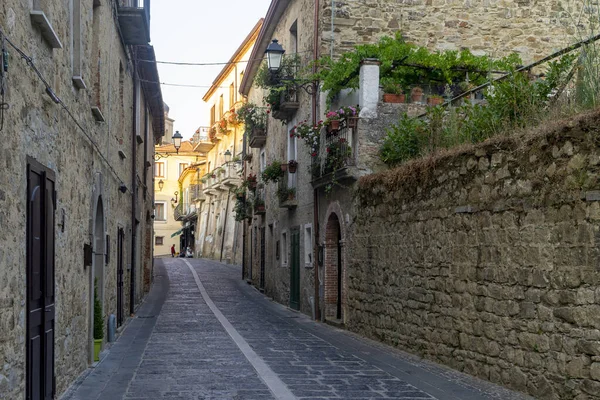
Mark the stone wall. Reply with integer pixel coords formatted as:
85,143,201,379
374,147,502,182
246,0,319,314
349,111,600,399
0,0,157,397
321,0,582,64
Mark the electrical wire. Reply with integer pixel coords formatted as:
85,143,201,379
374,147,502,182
135,49,312,67
0,26,130,191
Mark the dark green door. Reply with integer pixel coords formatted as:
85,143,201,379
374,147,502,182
290,229,300,310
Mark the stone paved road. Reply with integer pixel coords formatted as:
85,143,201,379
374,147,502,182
62,258,532,400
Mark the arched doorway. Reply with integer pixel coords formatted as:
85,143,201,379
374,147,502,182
324,213,343,321
89,197,105,363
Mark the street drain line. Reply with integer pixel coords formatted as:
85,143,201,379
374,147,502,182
183,260,297,400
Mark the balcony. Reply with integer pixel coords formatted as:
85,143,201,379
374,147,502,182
202,174,218,196
311,120,359,189
248,126,267,148
271,88,299,121
278,171,297,209
173,202,183,221
117,0,151,45
219,163,243,190
190,183,205,202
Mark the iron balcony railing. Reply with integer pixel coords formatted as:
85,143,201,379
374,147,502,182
312,120,356,179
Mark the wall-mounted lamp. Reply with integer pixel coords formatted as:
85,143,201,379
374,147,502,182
265,39,285,72
158,179,164,191
173,131,183,154
119,183,127,193
265,39,316,95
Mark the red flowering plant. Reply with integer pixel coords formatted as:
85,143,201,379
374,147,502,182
227,108,240,125
218,119,228,134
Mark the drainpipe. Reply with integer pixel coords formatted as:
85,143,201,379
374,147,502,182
241,98,247,280
130,51,138,315
313,0,321,321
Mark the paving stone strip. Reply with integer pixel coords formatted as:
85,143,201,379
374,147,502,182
62,258,531,400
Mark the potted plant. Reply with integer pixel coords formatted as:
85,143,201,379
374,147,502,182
427,94,444,106
261,161,284,183
277,187,296,202
325,110,342,132
288,160,298,173
410,86,424,103
218,119,228,134
243,153,253,162
209,126,217,142
339,105,360,129
246,173,257,190
382,80,405,103
254,197,266,214
93,279,103,362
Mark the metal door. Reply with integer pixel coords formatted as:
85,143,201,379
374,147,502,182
289,228,300,310
260,227,266,290
26,158,56,400
117,228,124,327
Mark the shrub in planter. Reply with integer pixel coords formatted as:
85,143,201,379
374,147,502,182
277,187,296,202
261,161,284,183
382,79,405,103
93,279,103,361
427,95,444,106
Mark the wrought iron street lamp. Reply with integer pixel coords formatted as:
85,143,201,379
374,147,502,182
158,179,164,191
265,39,285,72
172,131,183,154
264,39,316,95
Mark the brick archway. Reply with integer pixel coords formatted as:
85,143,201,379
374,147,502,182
324,213,344,321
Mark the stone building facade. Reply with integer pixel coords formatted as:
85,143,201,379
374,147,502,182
188,21,263,265
349,111,600,399
154,141,203,257
239,0,586,321
0,0,163,398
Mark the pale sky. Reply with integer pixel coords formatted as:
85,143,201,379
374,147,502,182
150,0,272,140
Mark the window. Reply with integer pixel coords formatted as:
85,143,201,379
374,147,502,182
304,224,313,267
72,0,85,88
154,202,166,221
179,163,188,177
260,150,266,173
219,95,224,119
229,83,235,108
281,231,288,266
155,162,165,178
155,236,164,246
210,105,216,126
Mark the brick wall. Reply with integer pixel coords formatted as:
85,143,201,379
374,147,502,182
349,111,600,399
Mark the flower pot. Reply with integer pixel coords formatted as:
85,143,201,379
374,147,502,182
326,119,340,133
249,181,257,189
288,163,298,173
383,93,405,103
347,117,359,130
410,87,424,104
427,96,444,106
280,163,288,172
94,339,102,362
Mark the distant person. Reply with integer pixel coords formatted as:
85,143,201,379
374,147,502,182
170,244,176,258
186,247,193,258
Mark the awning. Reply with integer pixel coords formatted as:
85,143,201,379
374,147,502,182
170,229,183,238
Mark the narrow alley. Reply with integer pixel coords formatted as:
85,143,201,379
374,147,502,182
62,259,531,400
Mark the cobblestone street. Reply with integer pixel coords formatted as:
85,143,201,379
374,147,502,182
62,258,531,400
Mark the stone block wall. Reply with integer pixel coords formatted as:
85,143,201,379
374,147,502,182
349,111,600,399
321,0,581,64
0,0,157,397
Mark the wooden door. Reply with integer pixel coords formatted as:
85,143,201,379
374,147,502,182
289,228,300,310
117,228,124,327
26,158,56,400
